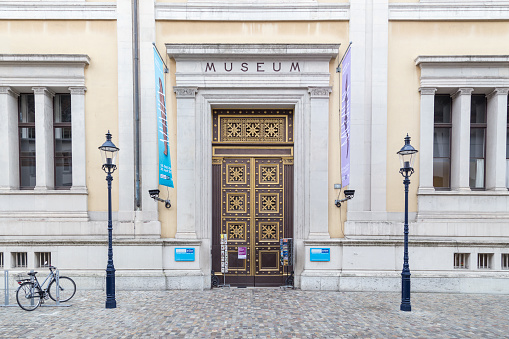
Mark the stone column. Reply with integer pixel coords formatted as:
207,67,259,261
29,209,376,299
117,0,135,220
418,87,437,192
307,87,331,239
486,88,509,190
175,86,199,239
451,88,473,191
33,87,55,190
0,87,19,189
69,87,87,190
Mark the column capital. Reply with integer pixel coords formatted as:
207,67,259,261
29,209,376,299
418,87,437,95
32,87,55,97
0,86,19,98
487,88,509,99
174,86,198,98
69,86,87,95
308,87,332,98
451,88,474,99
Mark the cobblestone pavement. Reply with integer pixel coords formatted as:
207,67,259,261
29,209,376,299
1,288,509,338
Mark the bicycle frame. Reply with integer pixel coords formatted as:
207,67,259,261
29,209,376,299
36,270,53,290
16,265,75,310
22,266,58,297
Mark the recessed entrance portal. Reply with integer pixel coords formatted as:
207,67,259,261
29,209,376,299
211,109,294,287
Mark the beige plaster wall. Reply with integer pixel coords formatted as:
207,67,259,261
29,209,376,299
155,21,349,238
0,20,119,212
387,21,509,212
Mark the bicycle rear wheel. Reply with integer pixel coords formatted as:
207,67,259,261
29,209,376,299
16,282,42,311
48,276,76,302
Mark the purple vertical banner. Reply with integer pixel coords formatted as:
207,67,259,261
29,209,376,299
340,47,351,187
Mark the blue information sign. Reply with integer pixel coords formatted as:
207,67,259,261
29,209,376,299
310,248,330,262
175,248,195,262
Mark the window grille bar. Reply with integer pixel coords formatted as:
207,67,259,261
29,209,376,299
502,254,509,270
477,253,492,269
36,252,51,268
13,252,27,268
454,253,469,269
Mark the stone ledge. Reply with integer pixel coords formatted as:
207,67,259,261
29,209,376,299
156,2,349,21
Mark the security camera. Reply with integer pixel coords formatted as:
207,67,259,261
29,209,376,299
149,189,160,199
335,189,356,208
344,190,355,199
149,189,171,209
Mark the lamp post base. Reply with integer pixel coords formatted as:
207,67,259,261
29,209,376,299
105,267,116,309
400,303,411,312
400,271,411,312
106,299,117,309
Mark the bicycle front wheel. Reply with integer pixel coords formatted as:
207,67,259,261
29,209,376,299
48,276,76,302
16,282,42,311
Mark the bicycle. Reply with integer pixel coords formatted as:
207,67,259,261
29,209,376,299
15,265,76,311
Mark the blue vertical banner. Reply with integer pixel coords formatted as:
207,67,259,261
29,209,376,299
340,47,351,187
154,47,174,187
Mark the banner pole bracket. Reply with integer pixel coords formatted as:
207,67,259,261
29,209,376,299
152,42,169,73
336,41,352,73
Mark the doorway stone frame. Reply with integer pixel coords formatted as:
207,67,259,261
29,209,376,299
167,44,339,288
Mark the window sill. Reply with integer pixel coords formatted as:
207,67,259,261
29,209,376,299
0,188,87,195
0,188,88,221
418,187,509,196
417,187,509,220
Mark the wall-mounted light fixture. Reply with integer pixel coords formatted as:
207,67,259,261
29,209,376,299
149,189,171,209
335,190,355,208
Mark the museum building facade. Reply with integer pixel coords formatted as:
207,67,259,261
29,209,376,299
0,0,509,293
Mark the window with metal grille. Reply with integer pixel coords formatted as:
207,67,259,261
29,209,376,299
36,252,51,268
12,252,27,268
477,253,493,269
506,95,509,189
470,95,487,189
54,94,72,189
0,252,3,268
454,253,469,269
502,254,509,270
18,94,36,189
433,95,452,189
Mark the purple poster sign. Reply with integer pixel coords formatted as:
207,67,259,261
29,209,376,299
340,47,351,187
238,247,247,259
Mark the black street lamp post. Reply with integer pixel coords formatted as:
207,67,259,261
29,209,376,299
99,131,119,309
397,134,418,312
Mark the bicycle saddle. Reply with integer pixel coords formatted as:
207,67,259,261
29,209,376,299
27,272,37,276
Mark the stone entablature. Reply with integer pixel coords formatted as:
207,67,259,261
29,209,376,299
167,44,339,88
0,1,116,20
156,2,349,21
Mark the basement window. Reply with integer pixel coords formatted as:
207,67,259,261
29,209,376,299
12,252,27,268
454,253,469,269
477,253,493,269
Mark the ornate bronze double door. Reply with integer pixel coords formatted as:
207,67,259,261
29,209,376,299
212,109,294,287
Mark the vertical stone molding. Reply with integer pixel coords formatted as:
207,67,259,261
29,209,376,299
117,0,135,220
451,88,473,191
175,86,199,239
486,88,509,190
69,86,87,191
33,87,55,190
370,0,389,214
0,87,20,189
307,86,331,239
418,87,437,192
138,0,159,223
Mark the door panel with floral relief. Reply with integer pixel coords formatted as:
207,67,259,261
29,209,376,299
211,109,294,287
